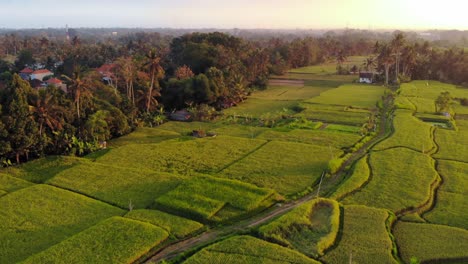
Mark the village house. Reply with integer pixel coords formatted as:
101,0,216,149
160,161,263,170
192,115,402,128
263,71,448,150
30,69,53,81
359,72,373,84
46,78,67,92
97,64,117,85
19,67,34,80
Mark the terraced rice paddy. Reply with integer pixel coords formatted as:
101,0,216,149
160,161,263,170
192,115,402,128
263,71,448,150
22,217,169,264
342,148,439,213
423,160,468,229
374,110,434,152
0,185,124,263
220,140,341,195
259,198,340,257
394,222,468,263
183,236,321,264
321,205,396,264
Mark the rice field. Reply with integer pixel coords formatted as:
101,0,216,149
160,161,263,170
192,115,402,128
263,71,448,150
330,155,370,200
154,175,276,222
434,125,468,162
22,217,169,264
321,205,396,264
48,161,186,209
0,173,33,194
297,104,371,126
257,128,361,149
96,136,267,175
4,155,83,183
342,148,439,213
306,84,384,109
0,184,124,263
288,56,366,75
423,160,468,229
183,235,321,264
394,221,468,263
220,140,341,195
124,209,204,239
374,110,434,152
259,198,340,257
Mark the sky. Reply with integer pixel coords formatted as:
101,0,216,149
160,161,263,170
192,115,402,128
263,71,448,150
0,0,467,30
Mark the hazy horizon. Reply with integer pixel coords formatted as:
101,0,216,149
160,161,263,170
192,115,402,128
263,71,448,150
1,0,468,30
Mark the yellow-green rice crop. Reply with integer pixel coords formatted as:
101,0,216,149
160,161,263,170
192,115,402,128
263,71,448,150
330,155,370,200
424,160,468,229
97,136,267,175
125,209,204,239
0,184,124,263
374,110,434,152
306,84,384,109
4,156,83,183
109,127,180,147
220,141,342,196
257,129,361,149
321,205,397,264
434,126,468,162
22,217,169,264
0,173,33,194
183,235,320,264
342,148,438,213
154,175,276,222
48,161,186,209
259,198,340,257
394,221,468,263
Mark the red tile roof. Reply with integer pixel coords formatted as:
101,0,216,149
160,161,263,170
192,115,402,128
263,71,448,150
47,78,62,84
20,67,34,74
97,64,117,74
32,69,53,75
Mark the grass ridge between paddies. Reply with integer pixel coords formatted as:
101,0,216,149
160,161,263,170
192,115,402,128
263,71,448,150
321,205,397,264
21,216,169,264
0,184,124,263
394,221,468,263
154,175,278,222
259,198,340,258
183,235,321,264
342,148,438,213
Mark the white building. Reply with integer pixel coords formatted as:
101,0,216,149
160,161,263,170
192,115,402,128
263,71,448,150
359,72,373,84
30,69,53,81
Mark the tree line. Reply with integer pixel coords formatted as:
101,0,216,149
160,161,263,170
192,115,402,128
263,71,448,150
1,30,467,164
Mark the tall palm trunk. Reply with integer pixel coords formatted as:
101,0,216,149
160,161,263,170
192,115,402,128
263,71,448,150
385,64,390,86
147,69,155,113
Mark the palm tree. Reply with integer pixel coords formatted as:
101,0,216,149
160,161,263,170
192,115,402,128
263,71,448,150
62,66,90,119
391,33,406,82
30,92,64,137
116,56,137,104
401,45,417,77
144,50,165,113
363,56,377,72
378,45,395,86
336,50,347,66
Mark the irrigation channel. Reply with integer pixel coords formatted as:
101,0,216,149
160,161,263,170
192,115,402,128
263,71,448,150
143,93,395,264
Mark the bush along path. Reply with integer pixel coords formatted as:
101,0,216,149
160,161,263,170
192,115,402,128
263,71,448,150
142,91,396,264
